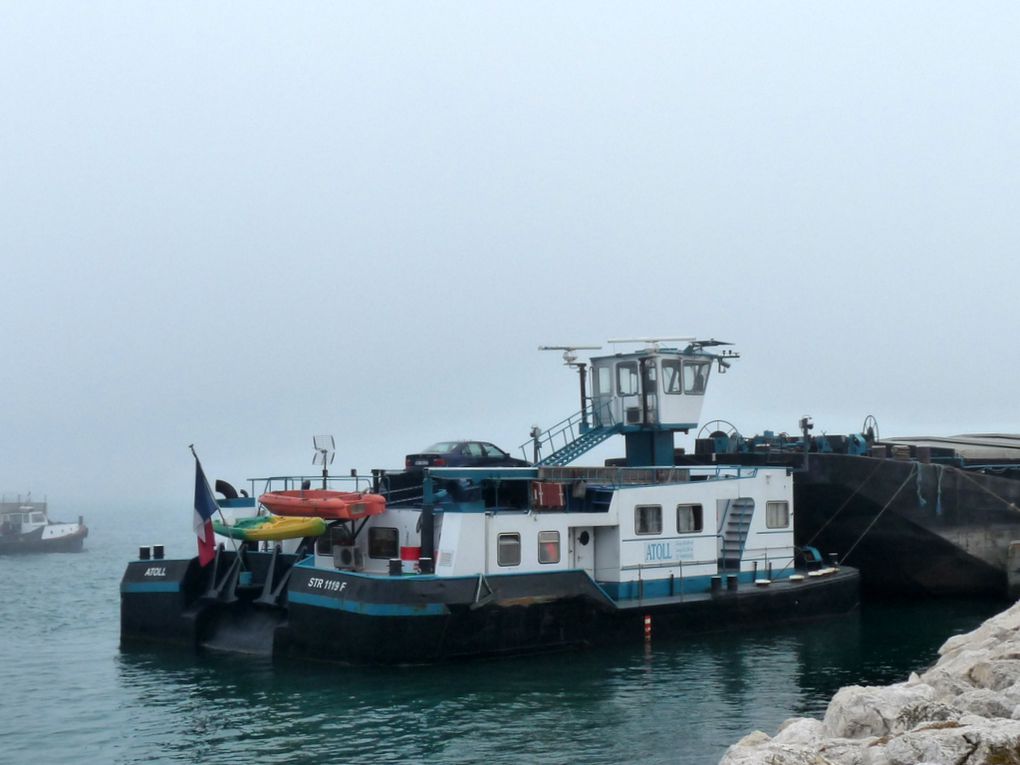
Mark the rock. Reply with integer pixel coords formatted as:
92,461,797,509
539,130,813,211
774,717,825,746
822,683,957,738
951,688,1017,719
719,601,1020,765
882,719,1020,765
969,659,1020,692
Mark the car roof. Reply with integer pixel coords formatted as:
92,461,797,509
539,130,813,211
422,440,499,451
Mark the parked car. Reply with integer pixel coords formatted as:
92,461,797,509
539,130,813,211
405,441,530,470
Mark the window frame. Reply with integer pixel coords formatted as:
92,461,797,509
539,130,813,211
367,526,399,560
497,532,522,566
682,360,710,395
617,361,639,396
766,500,790,529
676,503,704,534
635,504,663,535
537,530,560,564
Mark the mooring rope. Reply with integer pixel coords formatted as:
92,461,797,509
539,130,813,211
952,465,1020,513
839,464,918,565
804,457,886,547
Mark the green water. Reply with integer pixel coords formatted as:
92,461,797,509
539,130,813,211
0,507,1003,764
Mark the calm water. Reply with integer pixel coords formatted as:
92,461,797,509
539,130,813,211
0,506,1003,765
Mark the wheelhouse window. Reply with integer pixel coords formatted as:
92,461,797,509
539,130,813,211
617,362,639,395
595,365,612,396
766,501,790,529
537,530,560,564
676,504,703,533
635,505,662,535
497,533,521,566
368,527,399,559
30,512,45,523
682,361,710,394
662,360,682,394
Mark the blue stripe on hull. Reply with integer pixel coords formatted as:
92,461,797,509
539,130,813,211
120,582,182,594
288,591,449,617
601,571,759,600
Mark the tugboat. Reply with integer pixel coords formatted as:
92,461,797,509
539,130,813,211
120,339,859,664
0,496,88,553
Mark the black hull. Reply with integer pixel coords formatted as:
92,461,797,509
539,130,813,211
794,453,1020,598
121,550,860,665
0,527,88,554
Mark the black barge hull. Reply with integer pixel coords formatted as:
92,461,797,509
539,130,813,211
121,549,859,665
794,453,1020,598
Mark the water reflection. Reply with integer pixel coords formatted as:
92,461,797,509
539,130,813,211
112,598,1000,765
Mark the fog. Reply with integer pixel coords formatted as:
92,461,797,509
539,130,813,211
2,2,1018,517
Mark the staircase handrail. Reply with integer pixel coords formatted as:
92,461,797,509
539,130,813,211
519,403,618,461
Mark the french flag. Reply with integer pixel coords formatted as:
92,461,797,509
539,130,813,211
192,454,219,566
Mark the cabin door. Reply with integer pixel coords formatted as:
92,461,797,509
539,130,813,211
571,526,595,577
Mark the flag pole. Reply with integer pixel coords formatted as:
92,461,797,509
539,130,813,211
189,444,241,558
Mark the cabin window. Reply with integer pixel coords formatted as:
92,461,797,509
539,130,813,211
538,530,560,564
368,527,399,559
635,505,662,535
497,533,521,566
682,361,710,394
617,362,639,395
662,360,683,394
30,512,45,523
595,365,612,397
676,504,703,533
315,524,354,555
766,501,790,529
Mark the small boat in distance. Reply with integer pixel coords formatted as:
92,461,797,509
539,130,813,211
0,496,88,553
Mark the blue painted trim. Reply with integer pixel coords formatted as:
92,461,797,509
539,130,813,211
120,582,182,594
288,591,449,617
600,570,775,600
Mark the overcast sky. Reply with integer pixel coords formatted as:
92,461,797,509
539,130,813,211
2,2,1018,515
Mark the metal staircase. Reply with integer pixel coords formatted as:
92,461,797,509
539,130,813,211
539,425,622,466
719,499,754,569
521,407,623,467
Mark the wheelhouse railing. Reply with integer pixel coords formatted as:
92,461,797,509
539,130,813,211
518,403,619,462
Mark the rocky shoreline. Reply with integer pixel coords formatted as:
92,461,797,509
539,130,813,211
720,600,1020,764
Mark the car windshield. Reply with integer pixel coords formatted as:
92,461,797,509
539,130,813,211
422,442,460,453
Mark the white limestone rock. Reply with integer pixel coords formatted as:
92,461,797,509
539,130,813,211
969,659,1020,692
881,719,1020,765
822,683,957,739
774,717,826,747
719,600,1020,765
951,688,1018,719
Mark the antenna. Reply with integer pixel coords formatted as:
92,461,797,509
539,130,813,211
313,435,335,489
539,345,601,430
607,336,695,351
538,345,601,368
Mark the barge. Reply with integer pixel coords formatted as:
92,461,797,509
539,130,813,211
120,340,859,664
